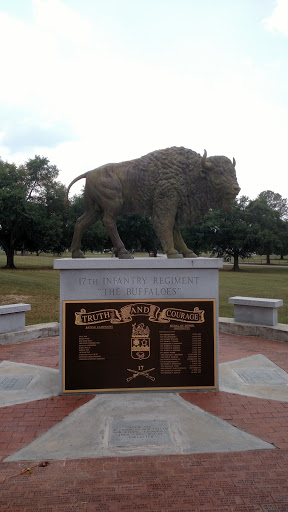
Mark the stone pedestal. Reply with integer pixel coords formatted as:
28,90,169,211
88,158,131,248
54,258,222,393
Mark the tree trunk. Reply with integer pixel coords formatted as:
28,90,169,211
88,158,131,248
266,253,271,265
4,247,16,269
232,250,240,271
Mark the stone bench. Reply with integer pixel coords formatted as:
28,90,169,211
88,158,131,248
0,304,31,334
228,296,283,327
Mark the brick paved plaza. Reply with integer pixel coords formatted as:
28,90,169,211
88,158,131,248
0,333,288,511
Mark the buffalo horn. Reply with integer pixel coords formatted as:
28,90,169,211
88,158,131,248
201,149,213,170
233,157,236,168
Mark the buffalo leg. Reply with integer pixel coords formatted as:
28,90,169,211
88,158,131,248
173,227,198,258
152,208,183,259
70,210,97,258
102,212,133,259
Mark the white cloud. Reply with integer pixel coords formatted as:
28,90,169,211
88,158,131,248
1,120,75,152
0,0,287,202
32,0,93,44
263,0,288,36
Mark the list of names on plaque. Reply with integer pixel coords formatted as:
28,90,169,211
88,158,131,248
78,335,105,361
159,331,185,374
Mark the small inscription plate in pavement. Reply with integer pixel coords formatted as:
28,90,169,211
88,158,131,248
109,420,173,447
234,368,288,385
0,375,34,391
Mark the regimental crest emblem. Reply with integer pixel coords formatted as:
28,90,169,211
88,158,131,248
131,323,150,360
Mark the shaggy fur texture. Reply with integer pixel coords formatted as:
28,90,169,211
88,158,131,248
127,146,239,225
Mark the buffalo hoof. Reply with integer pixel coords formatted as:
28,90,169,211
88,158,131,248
167,253,184,259
119,253,134,259
184,252,198,258
72,250,86,259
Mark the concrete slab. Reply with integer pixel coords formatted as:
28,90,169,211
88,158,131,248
0,323,59,345
0,361,59,407
219,317,288,343
5,392,273,462
1,318,287,345
219,354,288,401
54,257,223,270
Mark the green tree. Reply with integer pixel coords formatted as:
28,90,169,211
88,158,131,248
0,156,65,268
247,197,285,264
279,221,288,259
0,159,27,268
23,183,67,255
183,197,256,271
258,190,288,220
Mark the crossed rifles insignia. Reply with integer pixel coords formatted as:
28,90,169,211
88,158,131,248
126,368,155,382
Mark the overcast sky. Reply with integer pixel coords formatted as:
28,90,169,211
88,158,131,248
0,0,287,199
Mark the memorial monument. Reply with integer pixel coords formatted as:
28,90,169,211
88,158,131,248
65,146,240,259
56,146,240,394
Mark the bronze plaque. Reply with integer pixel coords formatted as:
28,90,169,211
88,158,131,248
62,299,217,392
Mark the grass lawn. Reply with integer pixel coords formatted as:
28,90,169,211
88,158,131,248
1,252,287,325
219,266,288,323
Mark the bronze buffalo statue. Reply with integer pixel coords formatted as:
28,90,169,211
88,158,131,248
65,146,240,259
